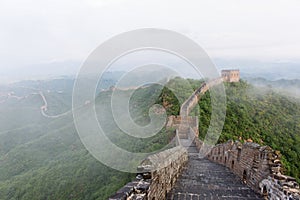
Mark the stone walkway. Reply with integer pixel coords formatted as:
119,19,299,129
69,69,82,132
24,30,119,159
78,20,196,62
167,144,263,200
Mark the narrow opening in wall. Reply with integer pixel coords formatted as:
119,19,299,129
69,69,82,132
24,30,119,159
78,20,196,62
262,186,268,197
231,160,234,169
243,170,247,183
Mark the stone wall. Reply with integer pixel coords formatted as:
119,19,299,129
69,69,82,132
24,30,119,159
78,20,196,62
166,116,198,131
109,146,188,200
167,116,199,139
260,176,300,200
188,127,202,150
180,77,224,117
207,140,300,199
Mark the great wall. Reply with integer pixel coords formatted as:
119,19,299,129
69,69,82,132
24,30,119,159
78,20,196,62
109,69,300,200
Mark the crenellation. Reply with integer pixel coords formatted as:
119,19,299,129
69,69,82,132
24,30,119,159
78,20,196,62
207,140,300,199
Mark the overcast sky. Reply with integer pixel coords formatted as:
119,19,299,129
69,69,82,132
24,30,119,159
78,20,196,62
0,0,300,82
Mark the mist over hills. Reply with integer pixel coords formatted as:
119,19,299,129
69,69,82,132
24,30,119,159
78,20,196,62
244,77,300,99
0,68,299,199
0,74,177,199
1,58,300,85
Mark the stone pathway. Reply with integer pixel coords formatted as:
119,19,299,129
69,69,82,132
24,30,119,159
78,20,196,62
167,144,263,200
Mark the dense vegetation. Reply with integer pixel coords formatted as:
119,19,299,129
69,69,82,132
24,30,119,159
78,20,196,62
158,78,300,183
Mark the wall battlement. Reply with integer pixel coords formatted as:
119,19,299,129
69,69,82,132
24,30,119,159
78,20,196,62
207,140,300,200
109,146,188,200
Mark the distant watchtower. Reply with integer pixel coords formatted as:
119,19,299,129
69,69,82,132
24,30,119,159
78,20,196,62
221,69,240,82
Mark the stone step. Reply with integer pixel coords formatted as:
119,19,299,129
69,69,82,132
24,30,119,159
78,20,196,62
179,134,188,139
187,147,198,153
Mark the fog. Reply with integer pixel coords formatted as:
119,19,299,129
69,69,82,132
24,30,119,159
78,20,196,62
1,0,300,83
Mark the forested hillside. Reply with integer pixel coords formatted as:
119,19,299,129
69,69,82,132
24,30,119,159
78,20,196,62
158,78,300,183
0,80,172,200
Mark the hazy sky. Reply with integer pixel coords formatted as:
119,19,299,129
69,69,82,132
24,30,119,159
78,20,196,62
0,0,300,81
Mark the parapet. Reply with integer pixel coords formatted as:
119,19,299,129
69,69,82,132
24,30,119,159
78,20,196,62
207,140,300,199
109,146,188,200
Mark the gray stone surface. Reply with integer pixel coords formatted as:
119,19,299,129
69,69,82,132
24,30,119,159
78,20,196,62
167,154,263,200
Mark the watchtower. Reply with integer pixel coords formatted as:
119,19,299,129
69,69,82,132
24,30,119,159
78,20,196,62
221,69,240,82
